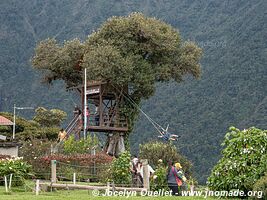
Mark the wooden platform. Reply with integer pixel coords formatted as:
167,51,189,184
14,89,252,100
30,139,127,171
87,125,128,132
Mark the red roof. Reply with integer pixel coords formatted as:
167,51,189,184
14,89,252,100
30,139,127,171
0,116,13,126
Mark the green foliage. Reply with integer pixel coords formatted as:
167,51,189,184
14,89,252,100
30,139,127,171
32,13,201,95
0,112,61,141
31,13,202,139
110,151,131,185
0,157,33,186
252,173,267,199
33,107,67,127
150,160,168,191
139,141,193,178
19,139,53,177
63,135,98,154
208,127,267,192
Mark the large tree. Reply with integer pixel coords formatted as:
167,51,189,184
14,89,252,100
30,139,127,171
32,13,202,152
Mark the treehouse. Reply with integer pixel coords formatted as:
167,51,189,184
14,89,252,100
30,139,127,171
66,81,129,138
83,81,128,133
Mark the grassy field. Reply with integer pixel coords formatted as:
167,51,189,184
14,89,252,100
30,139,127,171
0,186,219,200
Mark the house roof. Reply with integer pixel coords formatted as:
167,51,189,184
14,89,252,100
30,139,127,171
0,116,13,126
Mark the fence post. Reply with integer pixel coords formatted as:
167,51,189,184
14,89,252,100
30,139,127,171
51,160,57,183
4,176,8,193
141,159,149,190
36,179,40,195
73,173,76,185
9,174,13,189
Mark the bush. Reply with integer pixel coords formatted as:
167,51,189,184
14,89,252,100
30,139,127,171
208,127,267,193
0,157,33,186
139,141,193,178
252,173,267,199
0,154,11,160
19,139,53,177
150,160,169,191
37,152,113,181
110,151,131,185
63,135,98,154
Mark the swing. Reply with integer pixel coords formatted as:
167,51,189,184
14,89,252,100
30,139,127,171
111,85,180,142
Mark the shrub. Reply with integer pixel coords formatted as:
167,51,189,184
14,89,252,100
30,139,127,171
63,135,98,154
139,141,193,178
19,139,53,178
37,152,113,181
208,127,267,193
150,160,169,191
110,151,131,185
252,173,267,199
0,157,33,186
0,154,11,160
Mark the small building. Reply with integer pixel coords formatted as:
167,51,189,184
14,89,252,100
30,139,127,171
0,141,20,157
0,115,20,157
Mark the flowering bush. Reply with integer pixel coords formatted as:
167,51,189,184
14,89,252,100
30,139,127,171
252,173,267,199
208,127,267,193
36,152,113,181
150,160,168,191
0,154,11,160
110,151,131,185
63,135,98,154
0,157,33,186
139,141,193,178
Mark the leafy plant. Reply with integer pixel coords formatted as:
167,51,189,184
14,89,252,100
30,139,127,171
252,172,267,199
63,135,98,154
208,127,267,193
0,157,33,186
37,153,113,181
150,160,168,191
110,151,131,185
139,141,193,178
33,107,67,128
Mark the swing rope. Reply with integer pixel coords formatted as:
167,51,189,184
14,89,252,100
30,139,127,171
111,84,166,136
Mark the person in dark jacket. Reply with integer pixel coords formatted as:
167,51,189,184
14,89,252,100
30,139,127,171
167,162,181,196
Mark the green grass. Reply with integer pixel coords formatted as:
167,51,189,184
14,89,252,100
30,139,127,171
0,181,227,200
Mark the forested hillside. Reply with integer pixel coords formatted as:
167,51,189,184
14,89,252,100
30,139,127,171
0,0,266,183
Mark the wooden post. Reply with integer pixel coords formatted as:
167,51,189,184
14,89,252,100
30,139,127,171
9,174,12,189
51,160,57,183
73,173,76,185
36,179,40,195
107,182,110,192
99,84,103,126
4,176,8,193
141,159,149,190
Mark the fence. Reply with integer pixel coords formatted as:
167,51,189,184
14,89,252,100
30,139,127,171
35,159,150,195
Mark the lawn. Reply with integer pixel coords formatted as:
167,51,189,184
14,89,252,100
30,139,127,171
0,185,219,200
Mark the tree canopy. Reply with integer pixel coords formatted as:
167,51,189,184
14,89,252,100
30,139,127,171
32,13,202,101
33,107,67,128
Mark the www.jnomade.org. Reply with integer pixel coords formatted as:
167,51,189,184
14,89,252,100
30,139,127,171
93,189,263,198
182,190,263,199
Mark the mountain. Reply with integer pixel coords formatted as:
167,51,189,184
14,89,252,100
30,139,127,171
0,0,266,183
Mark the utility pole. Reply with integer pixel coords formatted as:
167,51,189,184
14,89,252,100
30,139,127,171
12,104,34,139
83,68,87,139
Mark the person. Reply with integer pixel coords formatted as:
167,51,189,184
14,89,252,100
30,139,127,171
58,128,67,142
131,156,143,187
73,105,82,116
158,131,180,141
175,162,187,192
167,161,182,196
140,163,155,182
86,107,90,125
94,106,100,126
